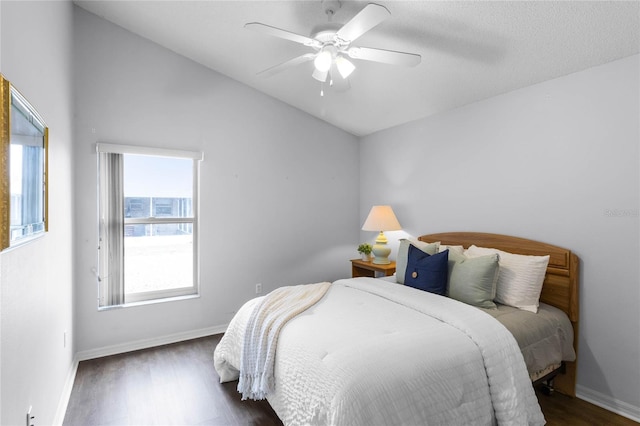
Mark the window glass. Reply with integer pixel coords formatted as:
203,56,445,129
124,228,193,294
124,154,193,216
123,154,195,301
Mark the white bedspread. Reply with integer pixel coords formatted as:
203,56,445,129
214,277,545,426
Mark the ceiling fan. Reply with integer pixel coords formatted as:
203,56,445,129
245,1,421,94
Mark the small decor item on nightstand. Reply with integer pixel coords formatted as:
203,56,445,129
357,243,373,261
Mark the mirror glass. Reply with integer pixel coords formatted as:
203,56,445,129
1,75,48,250
10,88,47,243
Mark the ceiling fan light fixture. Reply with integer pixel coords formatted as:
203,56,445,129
314,49,332,72
312,68,329,82
335,56,355,79
315,44,339,73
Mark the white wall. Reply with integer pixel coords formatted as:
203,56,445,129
0,1,75,425
73,7,359,355
360,55,640,417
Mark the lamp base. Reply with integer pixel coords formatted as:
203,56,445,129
371,243,391,264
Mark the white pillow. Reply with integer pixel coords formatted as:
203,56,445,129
396,239,439,284
465,245,550,313
439,244,465,256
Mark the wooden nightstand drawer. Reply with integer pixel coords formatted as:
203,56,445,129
350,259,396,278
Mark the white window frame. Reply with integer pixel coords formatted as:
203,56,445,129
96,143,203,307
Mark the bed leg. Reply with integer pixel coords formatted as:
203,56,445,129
540,379,555,396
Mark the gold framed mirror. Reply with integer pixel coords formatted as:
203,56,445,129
0,74,49,250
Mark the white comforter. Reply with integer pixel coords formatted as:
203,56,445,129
214,278,545,426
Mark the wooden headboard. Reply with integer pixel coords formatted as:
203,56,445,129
418,232,579,397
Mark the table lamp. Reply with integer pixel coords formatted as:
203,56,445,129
361,205,402,264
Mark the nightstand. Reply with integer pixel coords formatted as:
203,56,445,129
350,259,396,278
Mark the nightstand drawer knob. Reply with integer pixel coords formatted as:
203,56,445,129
411,271,418,278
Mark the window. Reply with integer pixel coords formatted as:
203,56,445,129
97,143,203,307
0,75,49,251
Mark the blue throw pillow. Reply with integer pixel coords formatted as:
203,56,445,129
404,245,449,295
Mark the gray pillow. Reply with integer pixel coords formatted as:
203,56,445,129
396,239,439,284
447,251,500,309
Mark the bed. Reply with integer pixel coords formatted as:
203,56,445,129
417,232,579,397
214,232,579,425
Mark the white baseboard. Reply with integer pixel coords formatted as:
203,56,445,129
75,324,228,361
576,384,640,423
53,354,79,426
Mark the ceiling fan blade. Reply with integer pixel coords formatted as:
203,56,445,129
312,68,329,82
348,46,421,67
335,3,390,43
245,23,321,48
328,64,350,92
257,54,315,78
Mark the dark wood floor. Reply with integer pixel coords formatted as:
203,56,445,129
64,335,638,426
64,335,280,426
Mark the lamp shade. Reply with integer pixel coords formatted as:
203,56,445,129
362,205,402,231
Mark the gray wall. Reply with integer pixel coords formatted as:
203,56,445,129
360,55,640,415
73,7,360,355
0,1,75,424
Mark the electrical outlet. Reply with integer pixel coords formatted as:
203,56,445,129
255,283,262,294
26,406,34,426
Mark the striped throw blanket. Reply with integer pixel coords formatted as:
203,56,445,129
238,281,331,400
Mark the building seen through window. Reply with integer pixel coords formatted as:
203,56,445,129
124,197,193,237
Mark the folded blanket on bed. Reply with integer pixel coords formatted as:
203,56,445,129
237,281,331,400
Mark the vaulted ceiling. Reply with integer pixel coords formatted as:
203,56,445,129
74,1,640,136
